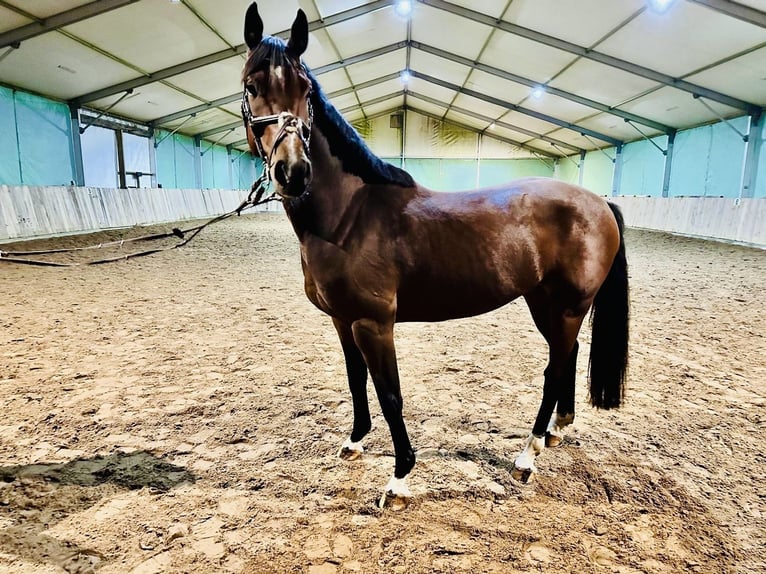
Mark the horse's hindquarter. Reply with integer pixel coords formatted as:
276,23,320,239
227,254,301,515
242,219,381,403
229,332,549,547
395,178,618,322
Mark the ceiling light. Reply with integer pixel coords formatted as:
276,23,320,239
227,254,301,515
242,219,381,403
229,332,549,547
488,122,496,130
531,86,545,99
646,0,675,12
394,0,412,17
400,70,411,84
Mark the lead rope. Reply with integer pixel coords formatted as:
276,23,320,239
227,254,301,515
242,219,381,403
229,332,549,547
0,169,280,267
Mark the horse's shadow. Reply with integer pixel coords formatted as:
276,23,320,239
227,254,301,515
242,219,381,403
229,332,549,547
0,451,194,573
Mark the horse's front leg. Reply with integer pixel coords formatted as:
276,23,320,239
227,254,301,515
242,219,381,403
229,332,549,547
351,318,415,510
333,318,371,461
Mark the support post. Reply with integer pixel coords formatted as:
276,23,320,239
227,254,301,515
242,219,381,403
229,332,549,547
739,111,762,199
661,131,676,197
611,144,623,197
578,150,586,187
115,129,127,189
226,145,234,189
68,104,85,186
148,129,158,187
193,136,203,189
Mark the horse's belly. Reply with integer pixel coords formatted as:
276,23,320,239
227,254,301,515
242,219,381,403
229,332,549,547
395,280,521,322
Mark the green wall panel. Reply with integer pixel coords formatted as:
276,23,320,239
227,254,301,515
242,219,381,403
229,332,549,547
173,134,196,189
621,135,667,196
581,150,615,196
0,86,21,185
479,159,552,187
155,130,176,188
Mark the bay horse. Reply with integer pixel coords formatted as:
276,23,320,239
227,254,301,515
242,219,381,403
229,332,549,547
240,3,629,508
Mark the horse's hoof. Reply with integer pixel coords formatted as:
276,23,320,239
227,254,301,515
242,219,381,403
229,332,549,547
339,446,363,461
511,464,536,484
545,432,563,448
378,476,412,510
379,491,411,511
338,439,363,461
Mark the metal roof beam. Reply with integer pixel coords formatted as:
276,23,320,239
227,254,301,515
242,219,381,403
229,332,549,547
411,41,673,134
420,0,758,113
407,91,583,152
687,0,766,28
0,0,140,49
340,92,403,115
411,70,623,146
149,56,404,127
195,121,241,139
70,0,394,105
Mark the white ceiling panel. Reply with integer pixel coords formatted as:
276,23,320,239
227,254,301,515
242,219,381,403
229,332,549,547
304,28,343,69
327,7,405,57
163,108,237,134
406,77,457,105
452,93,511,121
445,109,492,131
0,33,137,100
577,112,662,143
356,78,403,102
412,4,493,59
212,126,248,147
220,101,244,116
408,100,450,118
188,0,318,47
549,58,661,108
495,110,562,136
90,83,202,122
409,50,471,87
0,7,30,33
316,68,352,94
343,49,406,84
445,0,509,18
686,46,766,107
503,0,646,48
314,0,374,18
596,1,766,78
618,85,741,129
64,2,228,73
542,128,611,149
363,95,404,117
463,69,533,106
3,0,94,18
522,91,602,123
330,91,360,110
480,30,578,84
169,57,246,103
487,123,537,145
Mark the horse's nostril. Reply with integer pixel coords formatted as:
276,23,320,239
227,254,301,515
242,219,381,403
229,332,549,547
274,160,288,187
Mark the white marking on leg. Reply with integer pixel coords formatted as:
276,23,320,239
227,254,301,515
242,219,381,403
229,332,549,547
338,437,364,456
379,476,411,508
514,433,546,472
547,412,574,439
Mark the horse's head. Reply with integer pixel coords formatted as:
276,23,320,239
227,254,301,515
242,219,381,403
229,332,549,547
242,3,313,198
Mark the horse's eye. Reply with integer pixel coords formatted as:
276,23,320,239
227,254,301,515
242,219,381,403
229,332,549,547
246,84,257,96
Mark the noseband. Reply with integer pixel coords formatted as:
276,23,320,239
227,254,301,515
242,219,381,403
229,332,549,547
240,79,313,196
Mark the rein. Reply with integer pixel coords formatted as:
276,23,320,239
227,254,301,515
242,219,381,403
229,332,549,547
0,171,279,267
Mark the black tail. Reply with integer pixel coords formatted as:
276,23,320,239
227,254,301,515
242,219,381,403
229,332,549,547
588,202,629,409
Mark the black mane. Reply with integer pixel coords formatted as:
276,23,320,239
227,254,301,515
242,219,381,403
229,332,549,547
244,36,414,188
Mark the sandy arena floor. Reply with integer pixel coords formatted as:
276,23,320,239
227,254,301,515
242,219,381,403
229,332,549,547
0,213,763,574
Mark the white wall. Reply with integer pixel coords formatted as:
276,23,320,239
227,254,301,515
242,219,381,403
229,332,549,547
610,196,766,247
0,185,267,243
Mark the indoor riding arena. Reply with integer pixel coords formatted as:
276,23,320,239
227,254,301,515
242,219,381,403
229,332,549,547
1,2,764,574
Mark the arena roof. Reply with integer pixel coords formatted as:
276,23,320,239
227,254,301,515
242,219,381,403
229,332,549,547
0,0,764,157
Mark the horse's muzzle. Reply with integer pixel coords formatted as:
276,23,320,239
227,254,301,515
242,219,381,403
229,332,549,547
274,159,312,197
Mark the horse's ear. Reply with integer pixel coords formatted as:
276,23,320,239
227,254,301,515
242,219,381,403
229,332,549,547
287,9,309,57
244,3,263,50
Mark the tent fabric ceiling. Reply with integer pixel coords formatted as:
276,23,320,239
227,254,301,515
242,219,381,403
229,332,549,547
0,0,763,156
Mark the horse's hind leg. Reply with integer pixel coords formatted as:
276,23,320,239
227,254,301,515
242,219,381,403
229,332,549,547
513,292,585,482
333,318,371,461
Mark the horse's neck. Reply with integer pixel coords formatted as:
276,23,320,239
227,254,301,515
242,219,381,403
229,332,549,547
284,128,364,243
